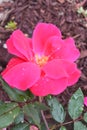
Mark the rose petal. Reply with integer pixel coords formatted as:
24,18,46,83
2,62,40,90
42,59,68,79
7,30,32,60
84,97,87,106
7,38,25,59
32,23,62,54
30,76,68,96
1,57,24,76
67,69,81,86
57,37,80,62
43,59,81,86
61,60,81,86
62,60,78,74
44,36,62,56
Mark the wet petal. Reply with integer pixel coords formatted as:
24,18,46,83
61,60,81,86
7,30,32,60
67,69,81,86
7,38,26,59
30,77,68,96
2,62,40,90
1,57,24,76
44,36,62,56
57,37,80,62
42,59,68,79
32,23,62,54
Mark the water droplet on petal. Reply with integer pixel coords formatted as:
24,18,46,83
46,79,49,82
57,47,60,50
22,68,25,71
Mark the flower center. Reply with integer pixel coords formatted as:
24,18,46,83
35,54,48,67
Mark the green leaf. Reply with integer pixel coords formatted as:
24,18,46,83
0,102,20,128
0,101,3,105
0,76,34,102
23,104,40,127
83,113,87,123
59,126,67,130
34,102,49,111
11,123,29,130
77,7,84,14
47,97,66,123
84,10,87,17
14,111,24,124
5,21,17,30
41,123,47,130
74,121,87,130
68,88,84,119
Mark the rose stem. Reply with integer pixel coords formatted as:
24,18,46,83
39,96,50,130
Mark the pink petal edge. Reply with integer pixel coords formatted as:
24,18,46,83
7,30,32,60
7,37,25,60
61,60,81,86
44,36,62,56
30,76,68,96
1,57,24,76
2,62,40,90
57,37,80,62
32,23,62,54
42,59,68,79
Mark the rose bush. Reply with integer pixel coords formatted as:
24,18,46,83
1,23,81,96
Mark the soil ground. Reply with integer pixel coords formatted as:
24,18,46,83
0,0,87,130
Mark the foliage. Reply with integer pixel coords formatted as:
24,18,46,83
74,121,87,130
5,21,17,30
0,76,87,130
47,97,66,123
68,88,84,119
83,113,87,123
77,6,87,18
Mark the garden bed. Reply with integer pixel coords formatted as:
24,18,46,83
0,0,87,129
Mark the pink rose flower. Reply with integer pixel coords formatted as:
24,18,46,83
1,23,81,96
84,97,87,106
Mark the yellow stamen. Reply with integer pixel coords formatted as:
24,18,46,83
35,54,48,67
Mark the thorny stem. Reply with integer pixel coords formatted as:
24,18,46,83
39,97,50,130
50,116,83,130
